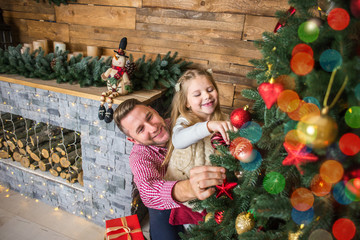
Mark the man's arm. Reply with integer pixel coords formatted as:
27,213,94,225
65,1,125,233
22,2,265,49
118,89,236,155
172,166,226,202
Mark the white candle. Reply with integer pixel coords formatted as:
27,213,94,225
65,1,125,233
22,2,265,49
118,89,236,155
87,46,100,57
21,43,33,54
67,53,74,61
37,39,49,54
33,40,45,55
53,41,66,53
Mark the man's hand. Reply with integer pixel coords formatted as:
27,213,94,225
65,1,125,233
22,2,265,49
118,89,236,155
172,166,226,202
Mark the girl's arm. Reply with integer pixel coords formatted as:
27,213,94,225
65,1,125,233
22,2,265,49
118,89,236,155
172,117,210,149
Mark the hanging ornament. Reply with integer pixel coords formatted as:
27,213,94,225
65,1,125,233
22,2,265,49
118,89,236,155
204,212,214,222
345,106,360,128
292,43,314,57
308,229,333,240
210,132,229,149
274,7,296,32
296,114,338,149
230,105,252,128
215,178,238,200
327,8,350,31
339,133,360,156
263,171,286,194
229,137,254,162
282,142,318,171
258,79,284,109
291,52,314,75
332,218,356,240
298,21,320,43
214,211,224,224
234,171,244,179
351,0,360,18
235,212,255,235
319,49,343,72
288,230,303,240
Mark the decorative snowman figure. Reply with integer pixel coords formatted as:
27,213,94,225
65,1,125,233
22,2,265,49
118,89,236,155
98,37,132,123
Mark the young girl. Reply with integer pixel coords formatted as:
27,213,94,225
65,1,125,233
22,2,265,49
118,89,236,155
164,65,235,192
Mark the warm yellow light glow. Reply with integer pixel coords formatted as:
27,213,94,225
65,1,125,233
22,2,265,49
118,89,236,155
110,209,114,214
306,126,315,135
54,207,59,211
5,194,9,198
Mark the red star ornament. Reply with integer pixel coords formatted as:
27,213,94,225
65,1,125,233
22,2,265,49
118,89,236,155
258,82,284,109
282,142,318,172
216,179,238,200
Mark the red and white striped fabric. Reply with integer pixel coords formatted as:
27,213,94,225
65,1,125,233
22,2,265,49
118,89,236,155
129,143,180,210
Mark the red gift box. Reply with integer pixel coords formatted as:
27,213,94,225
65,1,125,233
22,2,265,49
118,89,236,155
105,214,144,240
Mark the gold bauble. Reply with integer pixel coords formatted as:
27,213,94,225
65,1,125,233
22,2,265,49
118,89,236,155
288,230,302,240
235,212,255,235
205,212,213,222
296,114,338,149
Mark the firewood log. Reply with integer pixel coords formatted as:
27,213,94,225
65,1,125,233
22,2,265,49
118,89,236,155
29,161,39,170
39,159,51,171
51,152,61,163
21,155,34,168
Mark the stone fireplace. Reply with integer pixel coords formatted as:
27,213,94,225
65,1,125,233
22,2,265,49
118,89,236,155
0,74,161,226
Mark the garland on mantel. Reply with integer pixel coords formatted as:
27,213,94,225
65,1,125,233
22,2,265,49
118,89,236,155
35,0,76,6
0,44,191,108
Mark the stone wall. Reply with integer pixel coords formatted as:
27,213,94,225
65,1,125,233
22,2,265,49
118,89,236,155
0,79,133,226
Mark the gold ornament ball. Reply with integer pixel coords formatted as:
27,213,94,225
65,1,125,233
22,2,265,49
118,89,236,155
205,212,213,222
235,212,255,235
288,230,302,240
296,114,338,149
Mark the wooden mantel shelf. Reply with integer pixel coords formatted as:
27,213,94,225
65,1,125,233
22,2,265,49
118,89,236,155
0,74,164,105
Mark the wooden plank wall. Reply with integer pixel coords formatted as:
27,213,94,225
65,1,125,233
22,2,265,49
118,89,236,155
1,0,289,112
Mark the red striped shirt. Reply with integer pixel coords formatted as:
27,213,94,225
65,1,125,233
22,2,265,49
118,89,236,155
129,143,180,210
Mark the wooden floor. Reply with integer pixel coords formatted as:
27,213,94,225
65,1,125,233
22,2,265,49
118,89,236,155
0,186,105,240
0,186,150,240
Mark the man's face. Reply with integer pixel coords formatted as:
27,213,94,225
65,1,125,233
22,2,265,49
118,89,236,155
121,105,170,147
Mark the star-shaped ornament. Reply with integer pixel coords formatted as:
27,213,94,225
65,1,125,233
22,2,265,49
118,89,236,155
282,142,318,173
216,179,238,200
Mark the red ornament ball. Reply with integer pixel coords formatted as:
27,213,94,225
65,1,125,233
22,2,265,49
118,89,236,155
229,137,254,162
230,106,252,128
211,132,229,149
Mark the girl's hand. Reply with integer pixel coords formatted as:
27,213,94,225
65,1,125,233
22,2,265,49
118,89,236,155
207,121,237,145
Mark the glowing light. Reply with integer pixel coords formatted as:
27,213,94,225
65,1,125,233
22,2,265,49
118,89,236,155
54,207,59,211
110,209,114,214
5,194,10,198
291,188,314,211
320,160,344,184
332,218,356,240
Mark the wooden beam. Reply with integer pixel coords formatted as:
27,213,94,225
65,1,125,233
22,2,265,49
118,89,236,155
55,5,136,29
142,0,289,16
3,10,55,21
27,20,70,43
217,82,235,107
243,15,278,41
76,0,142,7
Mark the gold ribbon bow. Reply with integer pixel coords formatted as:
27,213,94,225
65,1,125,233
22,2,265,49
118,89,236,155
106,217,142,240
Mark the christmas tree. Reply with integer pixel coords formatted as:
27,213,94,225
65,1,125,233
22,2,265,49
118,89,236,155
183,0,360,239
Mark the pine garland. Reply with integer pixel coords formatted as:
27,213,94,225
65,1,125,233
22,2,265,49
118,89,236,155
0,45,191,109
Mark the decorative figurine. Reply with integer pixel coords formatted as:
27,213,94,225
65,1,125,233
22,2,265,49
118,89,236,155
98,37,133,123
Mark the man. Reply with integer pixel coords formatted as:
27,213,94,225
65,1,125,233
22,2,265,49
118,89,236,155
113,98,226,240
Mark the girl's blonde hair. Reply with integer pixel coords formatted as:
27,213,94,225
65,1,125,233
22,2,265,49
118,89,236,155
163,64,224,166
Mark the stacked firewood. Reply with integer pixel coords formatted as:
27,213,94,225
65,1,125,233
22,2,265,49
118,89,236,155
0,113,83,186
